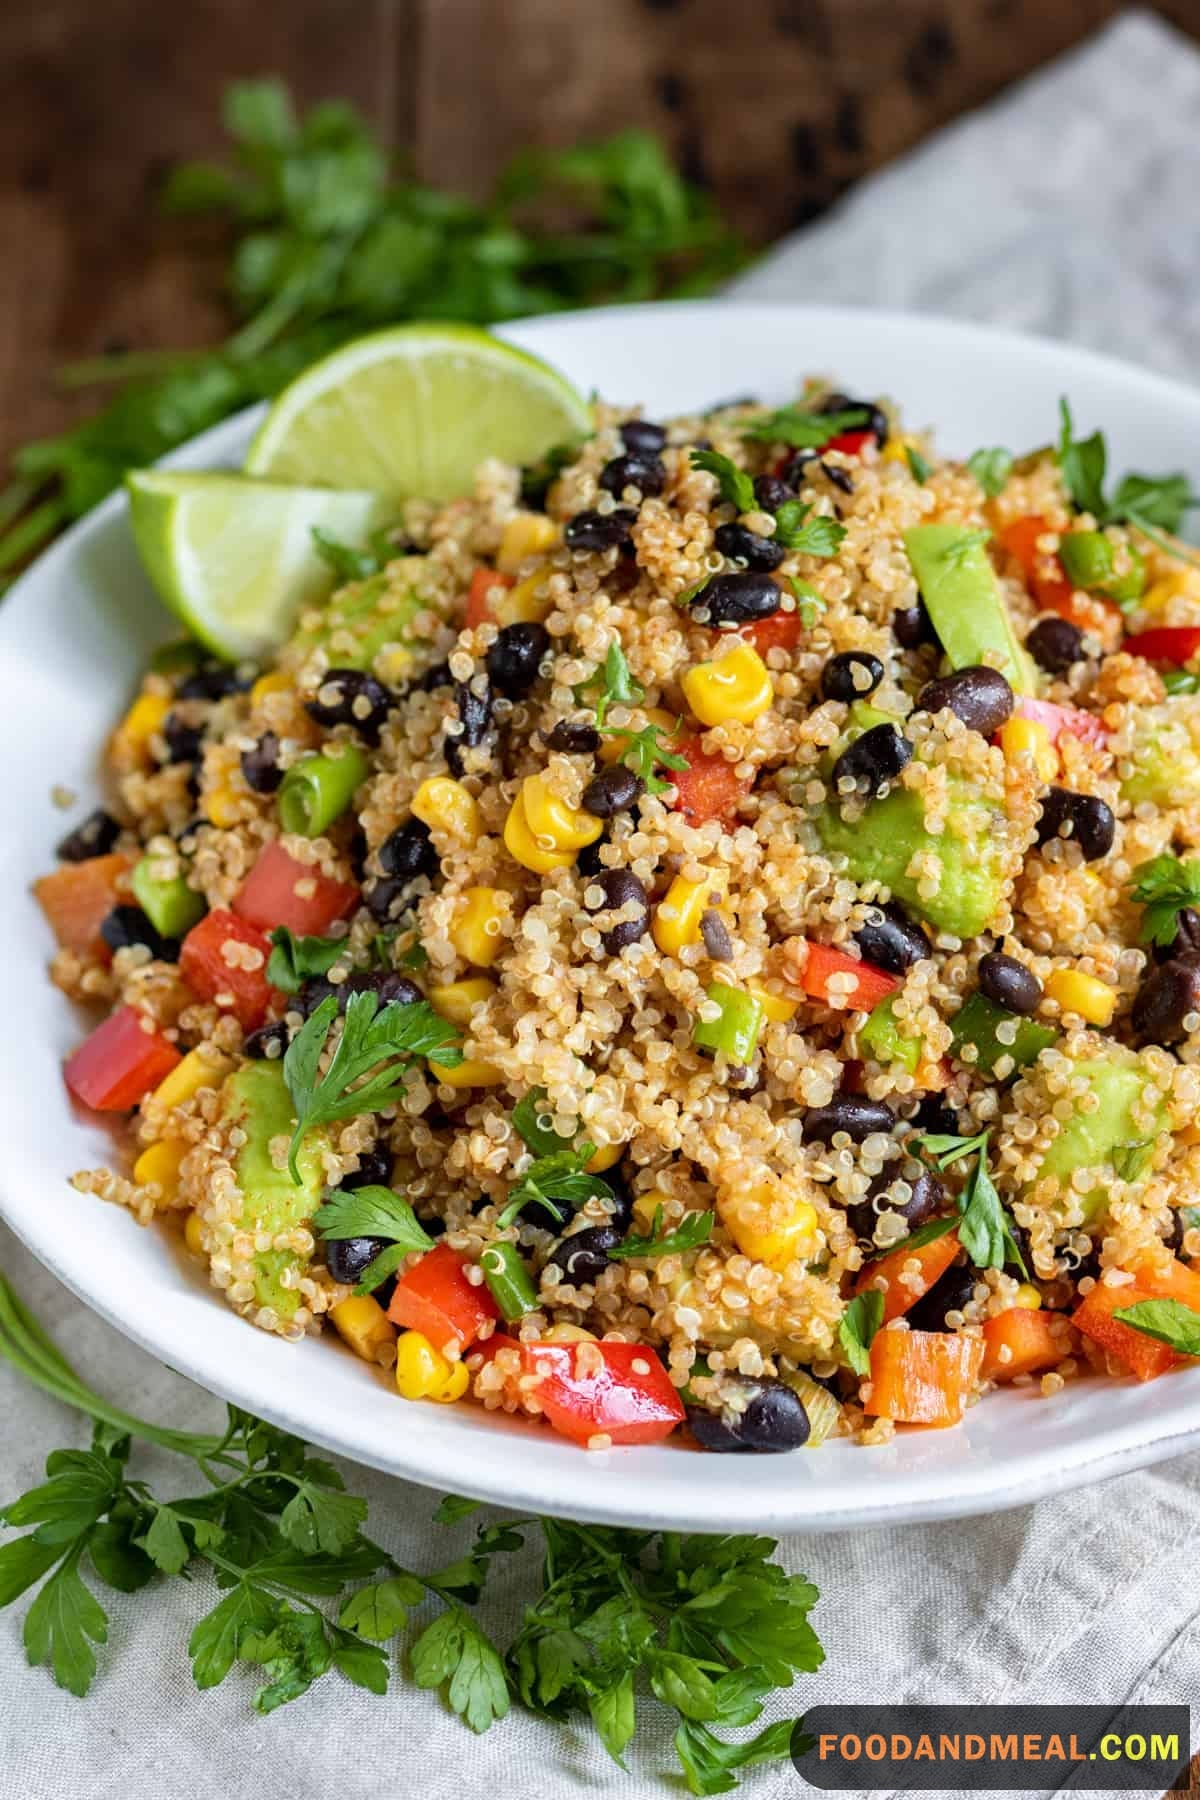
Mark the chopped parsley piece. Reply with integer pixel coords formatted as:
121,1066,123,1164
266,927,345,995
912,1130,1026,1275
499,1088,613,1228
689,448,755,515
577,641,644,729
904,445,932,485
787,576,825,626
311,527,393,584
773,500,846,558
600,720,689,796
966,447,1013,498
1112,1297,1200,1357
1129,854,1200,947
838,1291,883,1376
609,1207,715,1260
740,405,869,450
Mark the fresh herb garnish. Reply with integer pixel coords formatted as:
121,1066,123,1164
312,1185,434,1294
863,1215,958,1260
1128,854,1200,947
311,526,393,585
266,927,346,995
772,500,846,558
609,1207,715,1260
1111,1296,1200,1357
787,576,826,626
966,447,1013,498
283,992,461,1182
904,445,932,485
837,1291,883,1377
1111,1141,1156,1184
577,641,645,730
1057,398,1200,565
740,405,869,450
0,1276,822,1791
1163,669,1200,695
912,1130,1027,1275
689,449,756,515
520,439,585,511
599,719,690,796
498,1087,613,1228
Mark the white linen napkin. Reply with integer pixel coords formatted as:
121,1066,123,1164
3,12,1199,1794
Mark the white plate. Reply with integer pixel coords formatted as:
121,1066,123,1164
3,302,1198,1533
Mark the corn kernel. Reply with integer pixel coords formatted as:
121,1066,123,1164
152,1047,226,1111
250,670,292,706
496,567,554,626
520,773,603,852
429,977,496,1025
652,868,728,956
881,433,921,465
721,1183,817,1272
751,985,799,1024
412,776,481,843
598,706,676,764
999,716,1059,782
1014,1283,1042,1310
111,692,170,768
1141,568,1200,615
586,1140,624,1173
542,1323,597,1343
503,791,572,873
497,512,561,574
375,646,415,686
184,1211,207,1257
428,1054,505,1088
331,1294,396,1362
205,785,243,829
133,1139,186,1201
395,1329,469,1401
1045,967,1117,1026
632,1188,672,1234
682,642,773,727
449,886,509,967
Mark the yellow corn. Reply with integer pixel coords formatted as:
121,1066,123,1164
542,1323,597,1343
250,670,292,706
1045,967,1117,1026
428,1054,505,1088
1140,567,1200,615
151,1047,225,1111
429,977,496,1025
395,1329,469,1402
112,692,170,765
598,705,676,765
1014,1283,1042,1310
449,886,509,966
184,1211,207,1257
999,716,1059,783
497,512,561,574
331,1294,396,1362
751,984,799,1024
681,642,773,727
503,790,573,873
632,1187,672,1234
412,776,481,843
882,433,922,466
375,646,415,686
721,1182,818,1273
586,1140,624,1174
205,785,243,829
496,567,554,626
519,773,603,852
132,1139,186,1202
652,868,727,956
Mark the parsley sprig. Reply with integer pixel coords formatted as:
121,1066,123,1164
495,1088,614,1228
966,446,1013,497
689,449,755,515
1128,854,1200,947
312,1185,434,1293
608,1207,715,1260
912,1130,1027,1275
837,1291,883,1377
1112,1296,1200,1357
577,641,644,730
266,926,345,994
772,499,846,558
600,720,690,796
740,405,869,450
0,1276,823,1792
283,992,461,1182
1057,398,1200,566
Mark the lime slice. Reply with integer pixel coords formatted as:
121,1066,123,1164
243,324,592,503
127,470,387,661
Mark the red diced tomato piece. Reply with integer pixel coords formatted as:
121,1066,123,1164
999,516,1117,628
823,429,873,457
520,1340,686,1447
1122,626,1200,666
796,941,899,1011
34,853,133,960
233,840,359,937
736,610,803,657
180,910,274,1029
387,1243,499,1353
64,1005,181,1112
669,738,751,826
465,567,514,629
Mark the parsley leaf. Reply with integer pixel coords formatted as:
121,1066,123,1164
1112,1296,1200,1357
914,1130,1026,1274
312,1184,434,1294
787,576,825,627
863,1215,957,1259
1057,399,1110,519
609,1208,714,1260
499,1093,615,1227
266,927,345,994
1129,854,1200,947
311,526,390,584
966,447,1013,497
283,992,461,1181
740,405,868,449
1057,398,1199,552
690,449,755,515
410,1607,510,1733
577,641,644,729
337,1573,424,1640
432,1494,481,1526
599,720,689,796
837,1291,883,1376
23,1546,109,1697
904,445,932,485
510,1087,570,1158
772,500,846,558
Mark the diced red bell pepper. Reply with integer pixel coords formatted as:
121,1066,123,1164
855,1230,962,1325
736,610,804,657
520,1340,686,1447
669,737,751,826
980,1307,1068,1382
796,941,899,1012
387,1243,499,1353
34,853,133,961
465,567,514,629
1072,1281,1181,1381
64,1005,181,1112
1011,696,1110,749
865,1327,984,1427
180,909,274,1029
1122,626,1200,666
823,429,873,457
233,840,359,937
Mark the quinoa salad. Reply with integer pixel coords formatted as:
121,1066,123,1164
36,383,1200,1455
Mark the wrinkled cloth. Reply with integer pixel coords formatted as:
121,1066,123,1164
4,11,1200,1795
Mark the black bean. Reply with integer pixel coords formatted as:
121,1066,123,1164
910,1094,959,1136
853,901,929,975
602,1168,634,1231
241,732,283,794
817,390,889,445
341,1145,394,1191
830,724,913,798
57,807,120,862
325,1236,390,1285
586,868,650,953
243,1019,289,1059
906,1262,979,1333
99,905,179,962
977,951,1043,1015
543,1225,621,1285
406,659,452,694
600,452,665,498
582,764,642,818
349,825,370,882
1035,788,1116,862
917,665,1014,738
378,817,438,882
1027,616,1084,674
688,571,781,626
1131,958,1200,1045
564,508,637,552
620,419,667,455
804,1096,897,1143
892,599,937,649
364,875,418,923
821,651,884,704
305,668,394,745
753,473,794,512
445,678,493,776
848,1165,944,1244
486,622,550,699
700,909,733,961
1153,906,1200,964
685,1408,744,1452
1164,1209,1187,1255
821,461,856,495
176,664,251,702
713,522,785,572
302,971,423,1018
545,719,601,754
576,832,609,878
688,1377,810,1454
162,711,204,764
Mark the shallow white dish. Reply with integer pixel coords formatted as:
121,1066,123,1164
3,301,1199,1532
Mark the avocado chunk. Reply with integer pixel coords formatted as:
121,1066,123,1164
220,1062,326,1318
289,558,429,673
1029,1052,1167,1225
859,996,921,1073
816,779,1009,938
1120,700,1200,809
904,523,1035,695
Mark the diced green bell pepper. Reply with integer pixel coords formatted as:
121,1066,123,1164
859,996,921,1072
131,856,206,939
950,992,1057,1077
693,983,764,1062
278,744,369,836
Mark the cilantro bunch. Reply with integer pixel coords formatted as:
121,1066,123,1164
1056,399,1199,562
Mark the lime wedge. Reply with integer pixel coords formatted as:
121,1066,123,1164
126,471,387,661
243,324,592,503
